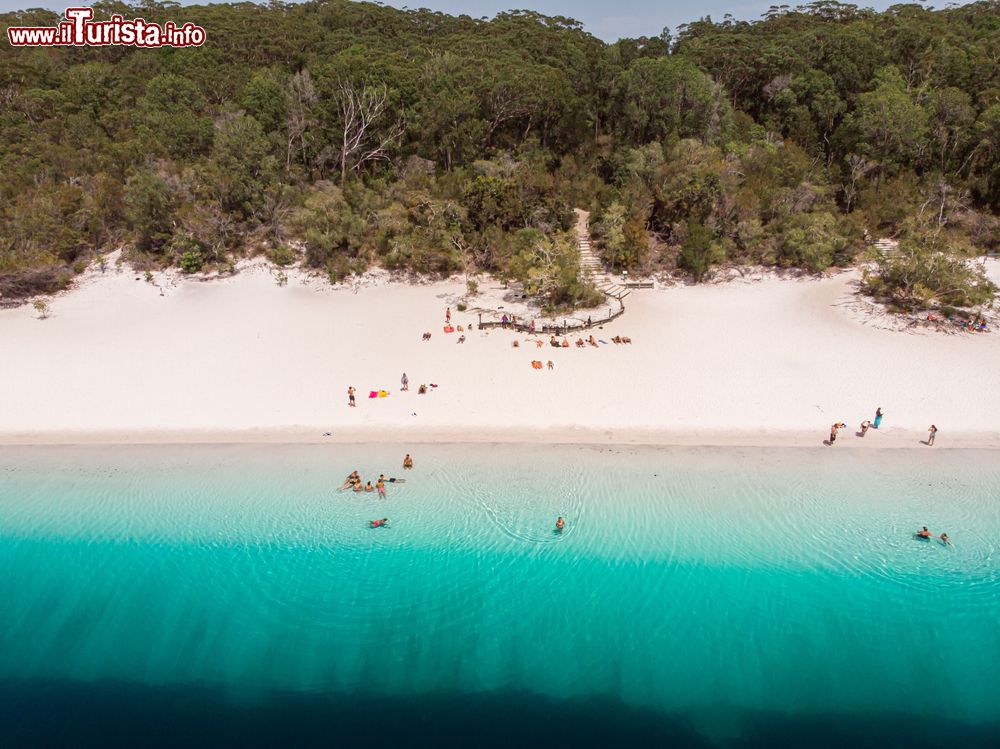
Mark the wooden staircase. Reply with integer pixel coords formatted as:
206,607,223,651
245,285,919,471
576,211,629,300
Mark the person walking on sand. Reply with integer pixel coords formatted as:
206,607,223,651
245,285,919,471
446,307,451,324
401,373,409,391
348,386,356,407
829,422,845,445
873,407,884,429
860,420,871,437
927,425,938,446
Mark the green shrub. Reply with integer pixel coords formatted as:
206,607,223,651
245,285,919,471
456,302,467,312
267,245,296,266
179,250,204,273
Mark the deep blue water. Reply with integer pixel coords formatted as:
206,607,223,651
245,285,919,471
1,444,998,748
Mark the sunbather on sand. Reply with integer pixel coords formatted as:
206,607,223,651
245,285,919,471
588,335,598,347
622,336,631,344
576,338,585,348
561,338,569,347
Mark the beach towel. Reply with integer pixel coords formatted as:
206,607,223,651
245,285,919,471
378,390,388,398
369,391,378,399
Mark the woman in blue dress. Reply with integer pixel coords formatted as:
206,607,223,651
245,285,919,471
873,407,883,428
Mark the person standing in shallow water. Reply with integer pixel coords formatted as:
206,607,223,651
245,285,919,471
873,407,884,428
555,517,565,532
927,425,938,446
403,453,413,470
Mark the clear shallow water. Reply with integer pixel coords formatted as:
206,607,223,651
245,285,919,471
1,444,999,747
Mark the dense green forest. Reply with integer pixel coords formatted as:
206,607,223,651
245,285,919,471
1,0,998,311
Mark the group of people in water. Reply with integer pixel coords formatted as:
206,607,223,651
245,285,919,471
916,526,951,545
354,455,565,534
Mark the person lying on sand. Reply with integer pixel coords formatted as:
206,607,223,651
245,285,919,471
418,384,427,394
576,338,585,348
561,338,569,348
621,337,631,344
612,336,622,344
512,340,520,347
588,335,598,347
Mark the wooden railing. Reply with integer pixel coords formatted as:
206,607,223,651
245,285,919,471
477,302,626,335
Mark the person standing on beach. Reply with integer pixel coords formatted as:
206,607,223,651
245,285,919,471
401,373,409,391
873,408,884,428
927,425,938,446
446,307,451,324
860,420,871,437
348,386,356,407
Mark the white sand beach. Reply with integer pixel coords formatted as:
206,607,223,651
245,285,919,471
2,258,998,448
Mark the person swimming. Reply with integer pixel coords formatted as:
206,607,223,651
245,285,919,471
364,481,374,492
352,480,364,492
940,532,951,545
917,526,932,538
370,518,389,528
341,470,360,489
555,516,565,532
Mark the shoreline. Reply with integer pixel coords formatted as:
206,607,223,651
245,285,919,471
2,427,997,449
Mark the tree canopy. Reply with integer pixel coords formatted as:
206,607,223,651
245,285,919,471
1,0,997,311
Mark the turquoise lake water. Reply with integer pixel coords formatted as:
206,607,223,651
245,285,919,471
1,444,998,747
